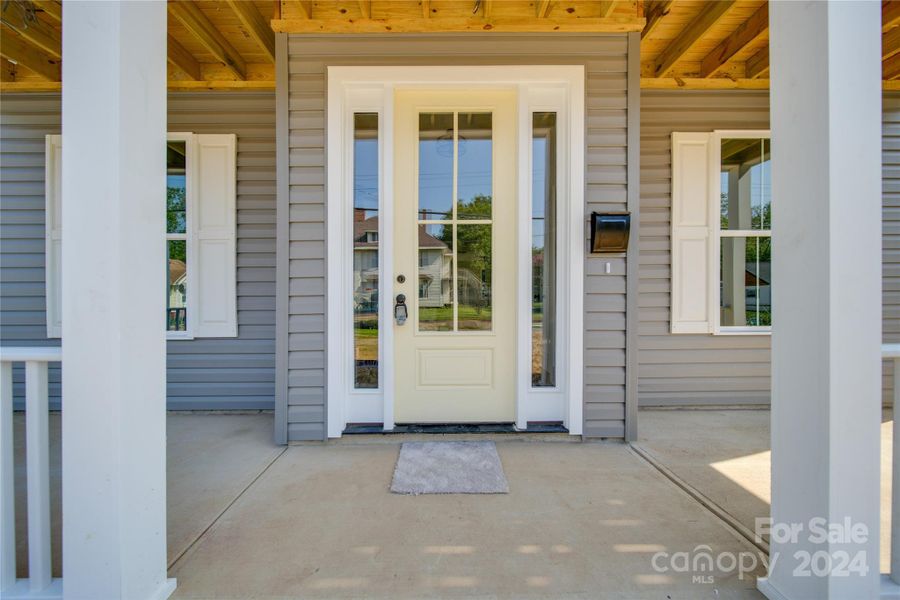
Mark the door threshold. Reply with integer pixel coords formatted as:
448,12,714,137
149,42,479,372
343,422,568,435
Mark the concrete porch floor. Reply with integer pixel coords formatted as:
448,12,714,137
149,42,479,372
11,412,772,599
636,408,894,574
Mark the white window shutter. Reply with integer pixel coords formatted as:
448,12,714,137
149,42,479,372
45,135,62,338
670,132,713,334
193,134,238,338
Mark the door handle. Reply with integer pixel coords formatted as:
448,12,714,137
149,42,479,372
394,293,408,325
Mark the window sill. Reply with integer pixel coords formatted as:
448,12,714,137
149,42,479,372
166,332,194,341
714,327,771,336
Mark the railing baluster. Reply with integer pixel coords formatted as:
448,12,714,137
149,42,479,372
0,361,15,592
25,360,51,593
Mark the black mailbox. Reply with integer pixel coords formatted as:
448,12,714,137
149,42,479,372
590,212,631,253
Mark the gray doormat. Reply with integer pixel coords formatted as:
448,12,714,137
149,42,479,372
390,441,509,495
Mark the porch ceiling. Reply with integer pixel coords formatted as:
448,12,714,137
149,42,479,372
0,1,897,93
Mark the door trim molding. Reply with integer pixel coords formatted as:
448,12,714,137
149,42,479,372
326,65,585,438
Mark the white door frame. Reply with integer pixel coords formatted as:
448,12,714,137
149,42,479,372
326,65,584,438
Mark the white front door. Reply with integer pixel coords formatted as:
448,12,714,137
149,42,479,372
392,89,517,423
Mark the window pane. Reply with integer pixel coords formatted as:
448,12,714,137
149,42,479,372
720,236,771,327
167,141,186,234
418,113,454,220
457,113,492,220
353,113,379,388
532,112,557,387
167,240,187,331
720,138,771,231
457,224,492,331
418,224,453,331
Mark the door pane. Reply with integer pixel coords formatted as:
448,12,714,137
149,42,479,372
418,113,454,220
457,224,492,331
457,113,492,220
167,240,187,331
418,223,454,331
720,236,771,327
532,112,557,386
353,113,379,388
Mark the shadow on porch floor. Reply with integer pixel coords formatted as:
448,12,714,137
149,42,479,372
15,412,767,599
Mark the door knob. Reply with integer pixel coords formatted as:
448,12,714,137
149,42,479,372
394,293,408,325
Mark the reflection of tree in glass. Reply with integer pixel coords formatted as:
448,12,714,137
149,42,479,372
167,186,186,234
439,199,492,316
458,192,492,219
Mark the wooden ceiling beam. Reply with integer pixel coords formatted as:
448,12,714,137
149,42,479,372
421,0,430,19
359,0,372,18
168,1,247,80
0,4,61,58
652,1,736,77
885,1,900,32
536,0,552,18
271,16,645,33
641,0,673,40
33,1,61,24
0,28,60,81
483,0,493,18
167,34,202,81
700,2,768,78
598,2,619,18
745,46,769,79
226,0,276,63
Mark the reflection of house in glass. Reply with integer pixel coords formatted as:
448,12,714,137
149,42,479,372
353,212,380,314
168,258,186,331
416,226,452,308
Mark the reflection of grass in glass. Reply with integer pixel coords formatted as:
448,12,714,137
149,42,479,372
419,306,493,322
354,328,378,360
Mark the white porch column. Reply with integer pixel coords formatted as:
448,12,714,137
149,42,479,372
61,2,173,599
761,2,882,599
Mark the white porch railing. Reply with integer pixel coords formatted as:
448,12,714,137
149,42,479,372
0,346,62,599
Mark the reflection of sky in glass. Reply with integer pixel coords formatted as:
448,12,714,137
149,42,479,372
458,114,492,217
168,174,185,189
419,113,454,219
354,138,378,213
532,137,547,249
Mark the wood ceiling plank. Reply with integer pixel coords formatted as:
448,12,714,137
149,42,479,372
33,1,62,24
226,0,276,63
359,0,372,18
167,34,202,80
0,28,59,81
484,0,493,18
886,1,900,32
536,0,552,18
885,50,900,80
598,1,618,18
641,0,673,40
0,4,61,58
745,45,769,79
641,77,769,90
271,15,645,33
296,1,313,19
886,25,900,60
700,2,767,78
168,0,247,80
652,0,736,78
421,0,430,18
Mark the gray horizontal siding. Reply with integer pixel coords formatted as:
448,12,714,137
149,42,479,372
0,92,276,410
884,94,900,404
640,90,898,408
639,90,772,407
285,34,630,441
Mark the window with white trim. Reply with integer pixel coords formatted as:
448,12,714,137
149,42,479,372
670,131,772,335
44,132,238,340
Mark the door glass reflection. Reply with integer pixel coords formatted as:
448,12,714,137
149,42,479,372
417,223,454,331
